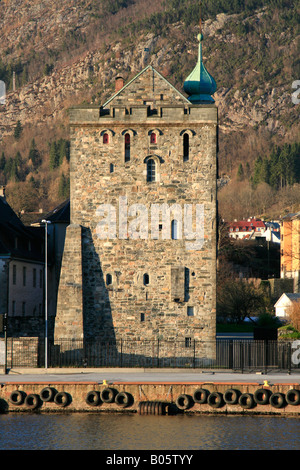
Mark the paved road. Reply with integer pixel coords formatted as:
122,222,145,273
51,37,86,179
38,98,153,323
0,368,299,384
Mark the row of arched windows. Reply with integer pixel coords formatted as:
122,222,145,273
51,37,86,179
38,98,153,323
102,132,157,146
102,131,192,163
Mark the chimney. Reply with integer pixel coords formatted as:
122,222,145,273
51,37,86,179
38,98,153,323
0,185,6,201
115,76,124,93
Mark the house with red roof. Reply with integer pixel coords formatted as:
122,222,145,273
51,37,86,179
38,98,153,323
228,217,280,243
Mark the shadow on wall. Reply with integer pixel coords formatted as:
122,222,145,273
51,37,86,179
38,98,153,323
82,227,116,343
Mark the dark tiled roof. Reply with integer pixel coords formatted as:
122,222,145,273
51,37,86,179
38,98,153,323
33,199,70,224
0,198,43,262
0,197,24,226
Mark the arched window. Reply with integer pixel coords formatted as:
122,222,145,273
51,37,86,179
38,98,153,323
150,132,157,144
106,273,112,286
171,219,178,240
147,158,156,182
183,133,189,161
103,133,109,144
143,273,149,286
125,133,130,162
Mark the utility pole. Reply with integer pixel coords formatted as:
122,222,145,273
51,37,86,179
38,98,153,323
42,220,51,369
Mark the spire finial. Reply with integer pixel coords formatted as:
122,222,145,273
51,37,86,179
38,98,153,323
199,2,202,33
183,4,217,104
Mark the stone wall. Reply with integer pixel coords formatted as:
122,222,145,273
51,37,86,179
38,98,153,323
1,381,299,415
55,67,218,359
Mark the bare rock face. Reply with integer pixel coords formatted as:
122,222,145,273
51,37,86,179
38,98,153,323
0,2,298,143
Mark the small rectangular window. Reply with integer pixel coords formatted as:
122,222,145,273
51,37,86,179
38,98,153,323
22,301,26,315
33,268,36,287
140,313,145,322
187,306,194,316
185,337,192,348
23,267,26,287
12,300,16,315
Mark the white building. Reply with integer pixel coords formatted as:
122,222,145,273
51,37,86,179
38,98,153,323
274,293,300,318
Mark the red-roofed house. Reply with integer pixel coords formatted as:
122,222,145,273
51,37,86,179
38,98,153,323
228,217,280,242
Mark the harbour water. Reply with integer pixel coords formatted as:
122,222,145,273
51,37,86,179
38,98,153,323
0,413,299,450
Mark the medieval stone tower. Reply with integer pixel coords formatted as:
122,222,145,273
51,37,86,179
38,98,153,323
54,32,218,360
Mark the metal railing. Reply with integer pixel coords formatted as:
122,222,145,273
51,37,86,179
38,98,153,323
1,337,299,373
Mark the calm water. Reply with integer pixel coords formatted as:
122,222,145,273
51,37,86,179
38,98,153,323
0,413,299,450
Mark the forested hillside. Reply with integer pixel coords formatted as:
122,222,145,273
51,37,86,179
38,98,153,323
0,0,299,221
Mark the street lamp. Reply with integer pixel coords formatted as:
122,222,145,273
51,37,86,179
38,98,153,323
42,219,51,369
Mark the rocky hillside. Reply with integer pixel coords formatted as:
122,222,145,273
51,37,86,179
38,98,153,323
0,0,299,220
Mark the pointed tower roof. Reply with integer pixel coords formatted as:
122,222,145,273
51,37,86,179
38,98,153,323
183,20,217,104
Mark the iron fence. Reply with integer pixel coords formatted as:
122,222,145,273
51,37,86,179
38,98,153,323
2,337,299,373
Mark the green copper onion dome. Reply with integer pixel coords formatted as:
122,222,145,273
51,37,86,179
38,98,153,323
184,32,216,103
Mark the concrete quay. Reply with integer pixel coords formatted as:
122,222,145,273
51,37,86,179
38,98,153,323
0,368,299,416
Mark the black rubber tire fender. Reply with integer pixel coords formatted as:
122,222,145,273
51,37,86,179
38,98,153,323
286,389,300,406
9,390,25,406
100,387,116,403
224,388,240,405
270,392,285,409
193,388,209,404
207,391,224,408
115,391,132,408
40,386,56,402
254,388,271,405
25,394,40,410
239,393,255,409
86,391,101,406
175,394,192,410
54,391,70,407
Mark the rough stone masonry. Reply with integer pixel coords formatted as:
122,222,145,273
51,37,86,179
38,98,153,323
54,62,218,360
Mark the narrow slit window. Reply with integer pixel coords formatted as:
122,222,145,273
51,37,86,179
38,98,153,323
106,273,112,286
150,132,157,144
125,133,130,162
143,273,149,286
183,133,189,161
140,313,145,322
110,163,114,173
147,158,156,182
171,219,178,240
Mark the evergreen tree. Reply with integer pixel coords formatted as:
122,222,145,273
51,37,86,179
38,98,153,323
0,152,6,171
237,163,244,181
245,162,251,179
4,157,13,181
9,159,19,182
251,156,263,187
57,139,70,165
14,120,22,140
28,138,41,168
58,173,70,199
49,141,59,169
260,158,270,185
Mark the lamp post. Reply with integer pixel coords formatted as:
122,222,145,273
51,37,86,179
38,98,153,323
42,219,51,369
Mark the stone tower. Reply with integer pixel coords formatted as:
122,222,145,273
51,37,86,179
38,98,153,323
55,32,218,360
